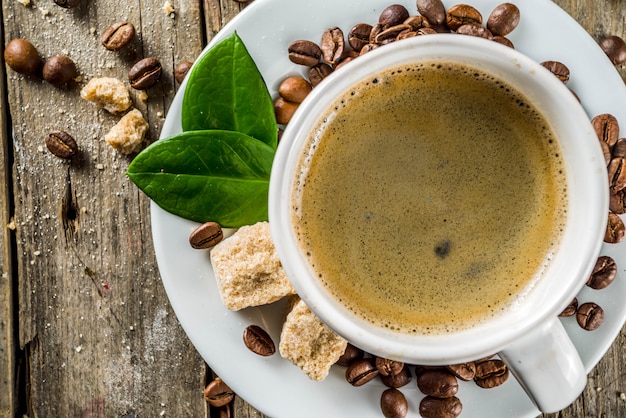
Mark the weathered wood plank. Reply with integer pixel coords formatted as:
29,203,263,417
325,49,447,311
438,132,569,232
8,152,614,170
2,0,208,416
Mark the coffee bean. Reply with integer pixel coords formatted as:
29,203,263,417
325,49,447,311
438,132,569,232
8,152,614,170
612,138,626,159
128,57,162,90
492,35,514,48
204,378,235,407
45,130,78,159
54,0,80,8
380,388,408,418
360,43,380,56
486,3,520,36
375,357,404,377
189,221,223,249
592,113,620,149
375,24,412,44
456,24,493,39
174,61,194,84
608,157,626,193
243,325,275,356
274,97,299,125
446,4,482,31
606,211,626,243
278,76,312,104
42,55,76,86
600,35,626,66
397,30,418,40
404,15,431,31
540,60,570,84
381,365,412,388
348,23,374,51
288,40,322,66
474,359,509,388
446,362,476,381
559,297,578,317
336,343,364,366
587,256,617,290
379,4,410,28
320,27,345,65
4,38,41,76
101,21,136,51
417,27,438,35
600,139,612,166
417,0,446,26
576,302,604,331
345,358,379,386
611,189,626,214
416,368,459,398
308,63,333,88
419,396,462,418
217,405,231,418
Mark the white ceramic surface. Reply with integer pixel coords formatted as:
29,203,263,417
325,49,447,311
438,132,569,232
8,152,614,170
153,0,626,416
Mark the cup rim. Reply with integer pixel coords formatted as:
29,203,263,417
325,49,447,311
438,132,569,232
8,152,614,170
269,35,608,364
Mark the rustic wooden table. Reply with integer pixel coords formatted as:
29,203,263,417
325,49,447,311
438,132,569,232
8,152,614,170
0,0,625,417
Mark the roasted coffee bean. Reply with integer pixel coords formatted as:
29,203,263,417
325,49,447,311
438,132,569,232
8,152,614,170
379,4,410,28
492,35,514,48
540,60,570,84
279,76,312,103
587,255,617,290
42,55,76,86
288,40,322,66
334,56,355,71
217,405,231,418
613,138,626,159
4,38,41,75
346,358,379,386
417,0,446,26
456,24,493,39
417,27,438,35
606,211,626,243
189,221,223,249
243,325,275,356
608,157,626,193
321,27,345,65
274,97,299,125
397,30,418,40
446,362,476,381
611,189,626,214
600,35,626,66
369,23,384,43
600,139,612,166
446,4,482,31
474,359,509,388
375,357,404,377
577,302,604,331
486,3,520,36
380,388,408,418
404,15,431,31
416,369,458,398
381,365,412,388
348,23,374,51
174,60,194,83
360,43,380,56
375,24,412,44
419,396,462,418
592,113,620,149
54,0,80,8
101,21,136,51
204,378,235,407
128,57,162,90
336,343,364,366
559,297,578,317
308,63,333,87
45,130,78,159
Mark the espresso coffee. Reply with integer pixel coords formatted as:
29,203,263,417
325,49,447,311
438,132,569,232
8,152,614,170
292,62,567,334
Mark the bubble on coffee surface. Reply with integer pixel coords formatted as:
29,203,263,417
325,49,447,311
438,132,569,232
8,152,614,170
292,61,567,335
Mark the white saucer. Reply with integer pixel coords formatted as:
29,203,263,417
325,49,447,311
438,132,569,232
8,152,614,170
153,0,626,416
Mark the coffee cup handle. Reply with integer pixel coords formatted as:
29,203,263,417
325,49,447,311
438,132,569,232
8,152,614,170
498,316,586,413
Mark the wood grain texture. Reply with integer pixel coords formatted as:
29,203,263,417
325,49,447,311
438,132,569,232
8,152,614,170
1,0,626,417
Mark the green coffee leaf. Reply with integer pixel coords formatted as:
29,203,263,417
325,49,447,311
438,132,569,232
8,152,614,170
182,32,277,149
127,130,274,228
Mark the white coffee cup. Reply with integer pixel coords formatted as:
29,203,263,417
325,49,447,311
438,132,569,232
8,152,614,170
269,35,608,413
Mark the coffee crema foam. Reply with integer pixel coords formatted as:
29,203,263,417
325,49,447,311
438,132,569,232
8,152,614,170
292,61,567,335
